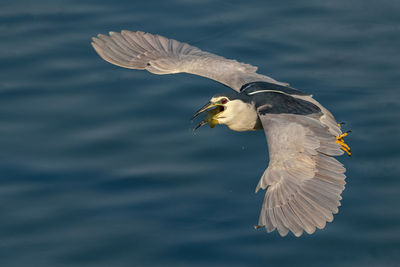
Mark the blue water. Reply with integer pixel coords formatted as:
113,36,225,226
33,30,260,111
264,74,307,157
1,0,399,266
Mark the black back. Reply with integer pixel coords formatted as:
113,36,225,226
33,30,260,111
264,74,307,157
240,81,321,116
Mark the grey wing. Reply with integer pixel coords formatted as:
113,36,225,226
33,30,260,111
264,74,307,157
91,30,288,92
256,113,346,237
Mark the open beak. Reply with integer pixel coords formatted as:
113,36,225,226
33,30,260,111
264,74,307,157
192,101,223,131
191,101,217,120
193,120,208,131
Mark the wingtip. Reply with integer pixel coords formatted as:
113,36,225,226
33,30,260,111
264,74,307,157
91,36,101,44
304,226,316,235
294,230,304,237
91,41,101,53
97,33,107,39
121,29,130,36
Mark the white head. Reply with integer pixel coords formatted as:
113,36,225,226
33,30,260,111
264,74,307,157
192,94,260,132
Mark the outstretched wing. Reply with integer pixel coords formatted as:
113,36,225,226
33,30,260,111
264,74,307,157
91,30,288,92
256,112,346,237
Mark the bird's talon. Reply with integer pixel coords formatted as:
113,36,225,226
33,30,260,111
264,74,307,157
340,142,350,151
336,131,351,156
341,145,351,156
337,132,348,139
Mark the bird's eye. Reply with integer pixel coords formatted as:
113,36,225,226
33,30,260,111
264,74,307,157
221,98,228,104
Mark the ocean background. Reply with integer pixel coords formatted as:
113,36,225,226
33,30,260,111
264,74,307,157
1,0,399,266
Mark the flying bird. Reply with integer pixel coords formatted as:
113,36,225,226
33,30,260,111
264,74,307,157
91,30,351,237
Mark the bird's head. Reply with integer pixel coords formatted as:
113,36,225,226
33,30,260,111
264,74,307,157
192,93,258,132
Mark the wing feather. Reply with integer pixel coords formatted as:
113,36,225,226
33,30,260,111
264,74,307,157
91,30,288,91
256,113,346,236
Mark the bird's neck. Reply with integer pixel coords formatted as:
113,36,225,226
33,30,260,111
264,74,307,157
224,102,261,132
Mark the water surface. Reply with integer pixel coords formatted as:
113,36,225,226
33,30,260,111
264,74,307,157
0,0,399,266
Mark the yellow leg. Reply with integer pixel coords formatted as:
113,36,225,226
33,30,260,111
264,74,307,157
336,130,352,156
337,132,349,139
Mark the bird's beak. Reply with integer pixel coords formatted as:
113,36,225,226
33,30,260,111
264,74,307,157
193,120,208,131
192,101,222,131
191,101,217,120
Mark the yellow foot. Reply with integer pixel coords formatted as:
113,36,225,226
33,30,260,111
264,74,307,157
336,130,352,156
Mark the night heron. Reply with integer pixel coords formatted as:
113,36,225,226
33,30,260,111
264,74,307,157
91,30,351,237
